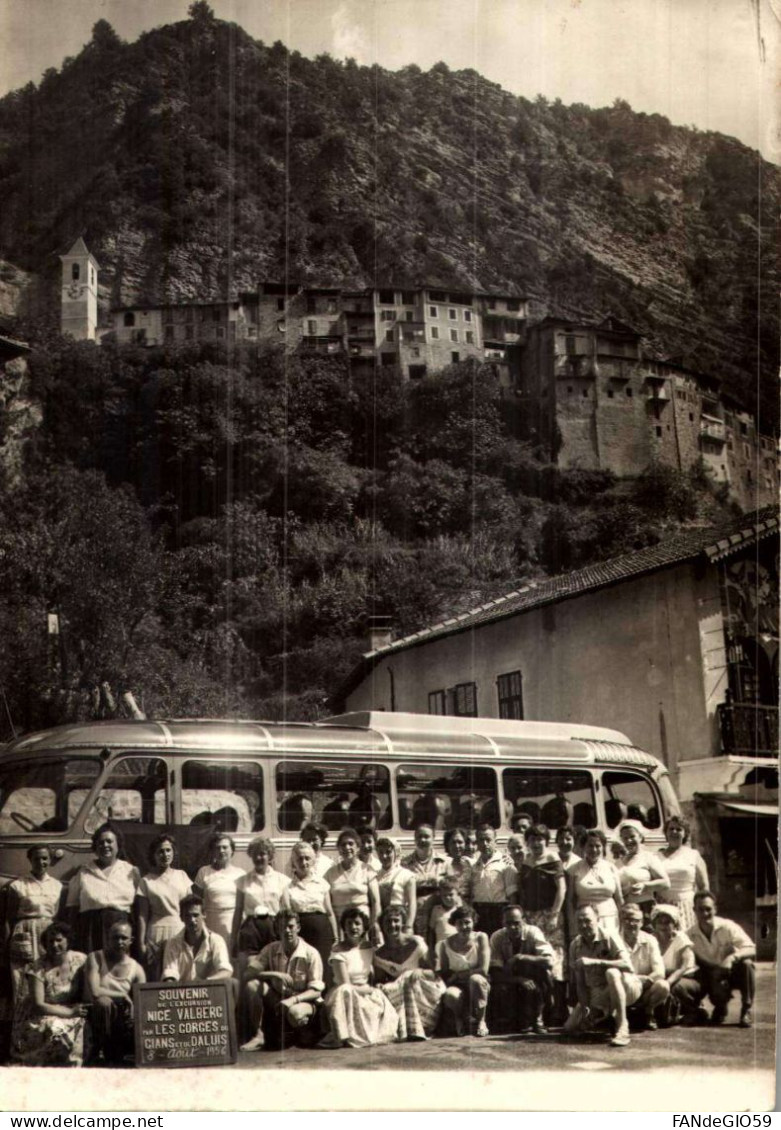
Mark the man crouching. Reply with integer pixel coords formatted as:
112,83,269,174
488,905,553,1034
563,905,640,1047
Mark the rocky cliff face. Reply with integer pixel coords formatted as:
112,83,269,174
0,14,777,423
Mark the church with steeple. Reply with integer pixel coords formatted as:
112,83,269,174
59,237,99,340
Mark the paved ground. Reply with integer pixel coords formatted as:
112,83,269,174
235,963,776,1074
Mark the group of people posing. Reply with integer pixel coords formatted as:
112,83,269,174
1,812,757,1063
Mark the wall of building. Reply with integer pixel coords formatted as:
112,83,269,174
347,561,723,779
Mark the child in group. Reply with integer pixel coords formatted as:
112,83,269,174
427,876,462,961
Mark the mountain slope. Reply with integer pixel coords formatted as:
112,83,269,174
0,12,777,423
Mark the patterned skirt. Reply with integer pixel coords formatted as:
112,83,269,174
12,1003,85,1067
321,984,399,1048
667,893,696,933
380,970,445,1040
524,909,566,982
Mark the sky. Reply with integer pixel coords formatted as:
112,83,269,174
0,0,778,161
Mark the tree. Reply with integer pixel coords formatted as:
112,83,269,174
188,1,216,23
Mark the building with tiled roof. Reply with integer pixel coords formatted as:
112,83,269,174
337,508,778,948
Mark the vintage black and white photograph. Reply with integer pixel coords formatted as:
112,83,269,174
0,0,777,1112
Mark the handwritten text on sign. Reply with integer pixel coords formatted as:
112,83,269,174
134,981,237,1067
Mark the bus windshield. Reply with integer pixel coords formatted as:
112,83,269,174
0,756,102,836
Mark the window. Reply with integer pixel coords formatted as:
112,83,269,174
307,320,317,335
381,353,395,367
465,331,474,345
327,299,337,314
740,422,748,436
216,327,225,339
582,388,588,397
0,757,102,836
306,296,316,314
452,681,477,716
450,329,459,343
71,263,80,281
84,757,168,835
429,290,447,302
164,325,175,341
405,311,414,321
601,770,660,830
431,326,439,340
381,310,395,321
277,761,390,833
385,330,394,342
506,300,520,313
277,298,285,311
689,412,694,422
428,690,446,715
409,364,427,379
396,764,499,830
123,312,135,327
378,289,395,305
211,307,220,322
607,388,614,399
565,335,576,355
626,388,633,397
464,310,472,323
182,760,263,832
497,671,523,719
502,767,596,831
90,268,95,286
429,306,438,318
451,351,460,364
449,309,457,320
655,426,663,437
401,290,415,305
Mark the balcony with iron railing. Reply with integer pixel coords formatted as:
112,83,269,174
717,702,779,757
700,415,726,443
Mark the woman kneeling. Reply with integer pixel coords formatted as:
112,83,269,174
321,908,399,1048
435,904,491,1037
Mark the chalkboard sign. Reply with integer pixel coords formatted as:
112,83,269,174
133,981,237,1068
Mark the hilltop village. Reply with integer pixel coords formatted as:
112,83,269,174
58,237,778,511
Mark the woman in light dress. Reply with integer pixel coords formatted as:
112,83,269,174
231,837,290,970
66,824,141,954
567,829,623,935
375,837,417,926
325,827,382,942
194,833,245,947
615,819,669,919
518,823,567,1021
650,903,701,1026
321,908,399,1048
5,846,64,1006
11,921,88,1067
657,816,709,931
435,903,491,1037
136,834,192,979
442,827,474,899
373,904,444,1040
280,841,338,971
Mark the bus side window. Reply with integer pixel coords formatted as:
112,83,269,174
396,765,499,831
601,770,661,830
84,757,168,834
275,762,391,834
0,757,101,835
502,767,596,832
181,761,264,833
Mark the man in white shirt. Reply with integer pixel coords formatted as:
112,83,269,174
563,905,640,1047
240,910,325,1051
688,891,755,1027
471,824,518,936
619,903,669,1029
161,894,237,1003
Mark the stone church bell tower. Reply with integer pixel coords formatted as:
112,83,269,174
60,237,99,340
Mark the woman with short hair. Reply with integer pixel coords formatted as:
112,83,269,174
321,908,399,1048
403,824,448,935
136,834,192,979
443,827,474,900
518,823,566,1020
231,837,290,966
66,824,141,954
567,829,623,936
375,837,417,926
295,823,333,879
194,834,245,947
5,846,64,1007
615,819,669,919
325,827,382,942
280,841,338,970
435,903,491,1037
373,904,444,1040
11,921,89,1067
658,816,709,931
650,903,701,1026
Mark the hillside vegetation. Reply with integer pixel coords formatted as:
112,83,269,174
0,6,777,424
0,6,771,734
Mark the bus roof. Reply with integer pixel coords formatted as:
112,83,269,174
0,714,662,770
